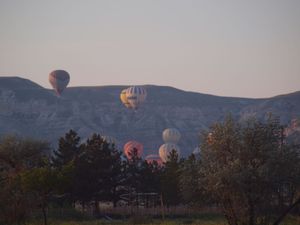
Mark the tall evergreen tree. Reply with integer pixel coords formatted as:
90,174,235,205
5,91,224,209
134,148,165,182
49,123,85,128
140,160,163,194
124,148,144,194
161,149,182,206
52,130,81,168
72,134,123,212
179,154,206,206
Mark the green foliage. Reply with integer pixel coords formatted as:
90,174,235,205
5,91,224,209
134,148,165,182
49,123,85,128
71,133,124,212
179,154,208,206
140,160,163,194
52,130,81,168
200,116,300,225
0,135,50,225
161,149,182,206
1,118,299,225
124,147,144,194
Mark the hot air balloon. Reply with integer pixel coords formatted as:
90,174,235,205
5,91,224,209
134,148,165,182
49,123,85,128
120,89,131,108
102,135,117,146
125,86,147,109
145,154,163,166
123,141,143,160
162,128,181,144
49,70,70,96
159,143,180,163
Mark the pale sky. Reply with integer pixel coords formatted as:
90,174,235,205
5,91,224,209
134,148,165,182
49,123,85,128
0,0,299,98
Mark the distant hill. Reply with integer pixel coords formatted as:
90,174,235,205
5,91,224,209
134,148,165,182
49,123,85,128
0,76,299,156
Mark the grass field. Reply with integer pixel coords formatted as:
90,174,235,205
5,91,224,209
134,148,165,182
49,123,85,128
23,206,300,225
26,215,300,225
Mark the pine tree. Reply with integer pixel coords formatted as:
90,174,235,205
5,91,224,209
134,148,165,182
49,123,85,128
52,130,81,168
161,149,182,206
72,133,124,212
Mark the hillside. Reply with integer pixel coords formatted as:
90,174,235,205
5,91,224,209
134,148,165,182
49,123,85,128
0,77,299,156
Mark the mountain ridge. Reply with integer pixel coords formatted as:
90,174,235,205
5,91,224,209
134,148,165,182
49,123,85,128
0,76,299,156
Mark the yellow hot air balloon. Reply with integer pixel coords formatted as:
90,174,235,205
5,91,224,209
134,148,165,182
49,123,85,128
120,89,131,108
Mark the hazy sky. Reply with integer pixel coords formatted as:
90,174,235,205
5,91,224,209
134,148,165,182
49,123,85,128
0,0,299,98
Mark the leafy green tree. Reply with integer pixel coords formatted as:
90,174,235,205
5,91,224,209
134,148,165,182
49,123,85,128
21,165,58,225
200,116,300,225
0,135,50,225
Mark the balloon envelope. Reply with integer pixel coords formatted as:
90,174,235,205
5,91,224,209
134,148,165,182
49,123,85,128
123,141,143,160
159,143,180,163
145,154,163,166
162,128,181,144
125,86,147,109
120,89,131,108
49,70,70,96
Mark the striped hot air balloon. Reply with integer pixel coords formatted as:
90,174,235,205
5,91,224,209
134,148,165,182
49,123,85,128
49,70,70,96
125,86,147,109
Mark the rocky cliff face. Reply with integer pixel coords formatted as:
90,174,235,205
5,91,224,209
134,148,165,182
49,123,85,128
0,77,299,156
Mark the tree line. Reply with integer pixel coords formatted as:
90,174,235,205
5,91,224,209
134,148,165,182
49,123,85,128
0,116,299,225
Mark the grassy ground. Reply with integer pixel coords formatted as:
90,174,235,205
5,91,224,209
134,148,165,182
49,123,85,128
24,207,300,225
26,215,300,225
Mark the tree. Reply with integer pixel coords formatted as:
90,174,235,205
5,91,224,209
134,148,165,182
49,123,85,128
161,149,182,206
104,143,124,208
179,154,208,206
0,135,50,225
51,130,82,205
72,133,123,213
21,165,58,225
200,116,300,225
52,129,81,168
140,160,163,194
124,148,144,197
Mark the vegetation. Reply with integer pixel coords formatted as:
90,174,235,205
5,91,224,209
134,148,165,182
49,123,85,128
199,117,300,225
0,117,299,225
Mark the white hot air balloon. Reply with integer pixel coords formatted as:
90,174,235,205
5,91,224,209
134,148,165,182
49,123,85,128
159,143,180,163
162,128,181,144
125,86,147,110
48,70,70,96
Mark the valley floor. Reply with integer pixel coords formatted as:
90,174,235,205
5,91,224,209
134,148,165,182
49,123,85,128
26,215,300,225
